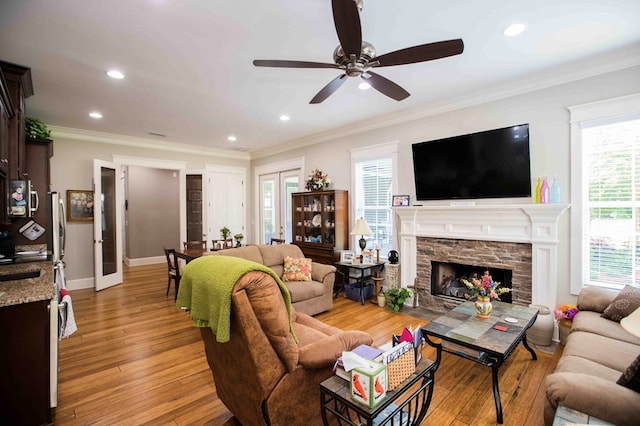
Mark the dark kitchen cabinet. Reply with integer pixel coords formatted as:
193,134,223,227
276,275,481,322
0,299,52,426
0,60,33,180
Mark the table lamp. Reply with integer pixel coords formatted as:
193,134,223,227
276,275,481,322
621,306,640,338
350,218,373,260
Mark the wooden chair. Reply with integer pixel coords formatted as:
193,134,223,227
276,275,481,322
183,240,207,250
270,238,285,245
163,248,181,300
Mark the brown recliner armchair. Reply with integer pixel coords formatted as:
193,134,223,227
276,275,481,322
199,269,373,426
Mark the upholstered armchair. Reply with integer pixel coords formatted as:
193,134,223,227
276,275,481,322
179,257,373,425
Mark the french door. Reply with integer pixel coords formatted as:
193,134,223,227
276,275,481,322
259,170,299,244
93,159,123,291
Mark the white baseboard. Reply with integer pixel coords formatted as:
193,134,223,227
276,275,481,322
66,277,94,291
125,256,165,266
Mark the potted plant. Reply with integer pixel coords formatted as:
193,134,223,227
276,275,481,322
385,288,412,312
234,233,243,247
25,117,51,139
220,226,231,240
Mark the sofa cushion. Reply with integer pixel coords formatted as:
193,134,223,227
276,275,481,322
554,354,623,382
282,256,312,282
572,311,640,345
564,330,639,372
257,243,305,270
214,245,264,264
284,281,325,303
602,285,640,322
617,354,640,393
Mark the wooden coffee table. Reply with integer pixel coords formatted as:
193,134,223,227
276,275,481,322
421,300,539,424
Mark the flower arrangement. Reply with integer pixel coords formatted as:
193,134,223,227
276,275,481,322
554,304,579,321
461,270,510,300
305,168,331,191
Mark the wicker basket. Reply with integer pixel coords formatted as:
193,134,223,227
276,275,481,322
386,348,416,391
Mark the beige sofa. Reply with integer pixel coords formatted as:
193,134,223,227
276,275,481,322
544,287,640,426
212,244,335,316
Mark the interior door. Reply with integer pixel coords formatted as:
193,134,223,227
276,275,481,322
207,170,245,244
259,171,299,243
93,159,123,291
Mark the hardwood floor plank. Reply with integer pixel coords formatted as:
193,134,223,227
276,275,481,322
54,263,559,425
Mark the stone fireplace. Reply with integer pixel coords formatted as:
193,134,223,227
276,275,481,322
394,204,569,313
418,238,530,313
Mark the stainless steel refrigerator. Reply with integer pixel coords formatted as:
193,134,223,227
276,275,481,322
48,191,66,408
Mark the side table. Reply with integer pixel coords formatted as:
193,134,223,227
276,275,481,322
334,262,385,305
320,357,437,426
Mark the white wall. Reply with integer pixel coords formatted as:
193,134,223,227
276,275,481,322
50,130,250,283
251,65,640,306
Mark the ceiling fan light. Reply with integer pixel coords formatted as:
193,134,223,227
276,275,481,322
503,23,526,37
358,82,371,90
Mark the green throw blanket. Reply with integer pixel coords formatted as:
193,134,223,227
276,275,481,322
175,255,295,343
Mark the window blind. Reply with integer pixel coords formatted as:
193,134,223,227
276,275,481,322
582,117,640,288
354,158,393,254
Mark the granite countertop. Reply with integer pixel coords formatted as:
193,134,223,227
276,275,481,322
0,262,55,308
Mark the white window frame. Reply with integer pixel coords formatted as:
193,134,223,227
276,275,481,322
569,93,640,295
350,142,399,255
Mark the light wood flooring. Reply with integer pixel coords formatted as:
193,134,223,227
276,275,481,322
54,263,562,425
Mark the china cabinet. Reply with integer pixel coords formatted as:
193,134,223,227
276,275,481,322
292,190,348,264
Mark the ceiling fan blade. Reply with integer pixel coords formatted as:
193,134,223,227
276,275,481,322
331,0,362,59
362,71,410,101
371,39,464,68
253,59,340,69
310,74,348,104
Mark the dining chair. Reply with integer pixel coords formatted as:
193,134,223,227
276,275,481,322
183,240,207,250
163,247,181,300
270,238,285,245
211,239,233,250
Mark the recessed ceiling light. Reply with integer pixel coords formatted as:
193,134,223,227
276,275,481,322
106,69,125,79
227,135,237,142
358,82,371,90
503,23,526,37
279,115,290,121
89,111,103,119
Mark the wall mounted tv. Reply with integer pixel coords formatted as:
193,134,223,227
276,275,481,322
412,124,531,201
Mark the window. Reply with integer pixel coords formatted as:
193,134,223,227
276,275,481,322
351,143,398,257
570,94,640,293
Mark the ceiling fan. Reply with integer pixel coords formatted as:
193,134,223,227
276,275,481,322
253,0,464,104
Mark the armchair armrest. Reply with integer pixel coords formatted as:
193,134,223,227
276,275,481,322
298,330,373,369
311,262,335,283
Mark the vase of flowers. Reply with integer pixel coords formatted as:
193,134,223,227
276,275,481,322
305,168,331,191
554,304,579,345
462,270,510,319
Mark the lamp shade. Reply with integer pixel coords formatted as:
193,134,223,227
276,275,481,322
350,218,373,236
621,306,640,338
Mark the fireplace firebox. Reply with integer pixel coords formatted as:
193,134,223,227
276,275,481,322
430,261,513,304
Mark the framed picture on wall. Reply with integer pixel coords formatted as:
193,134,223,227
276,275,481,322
392,194,410,207
67,190,94,222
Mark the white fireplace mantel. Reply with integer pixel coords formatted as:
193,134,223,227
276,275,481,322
394,204,570,310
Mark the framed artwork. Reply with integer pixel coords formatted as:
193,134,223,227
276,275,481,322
67,190,94,222
392,194,410,207
362,250,374,264
340,250,355,263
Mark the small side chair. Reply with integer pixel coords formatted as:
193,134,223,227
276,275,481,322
183,240,207,250
163,247,181,300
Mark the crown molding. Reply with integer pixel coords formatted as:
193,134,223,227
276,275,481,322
49,126,250,161
250,45,640,160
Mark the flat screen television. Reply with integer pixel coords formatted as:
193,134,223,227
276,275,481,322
412,124,531,201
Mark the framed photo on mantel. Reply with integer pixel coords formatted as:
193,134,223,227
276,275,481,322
392,194,410,207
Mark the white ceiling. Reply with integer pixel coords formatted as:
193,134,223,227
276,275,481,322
0,0,639,156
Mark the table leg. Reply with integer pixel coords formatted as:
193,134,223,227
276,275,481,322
521,334,538,360
492,365,503,424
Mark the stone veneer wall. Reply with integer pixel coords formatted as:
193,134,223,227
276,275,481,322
415,237,533,313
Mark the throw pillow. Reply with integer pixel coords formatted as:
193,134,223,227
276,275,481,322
282,256,312,282
601,285,640,322
617,354,640,393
